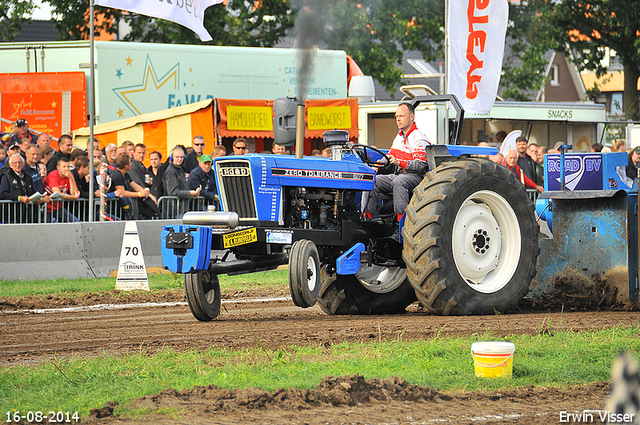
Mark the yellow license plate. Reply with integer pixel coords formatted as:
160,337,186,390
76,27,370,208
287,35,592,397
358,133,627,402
223,228,258,248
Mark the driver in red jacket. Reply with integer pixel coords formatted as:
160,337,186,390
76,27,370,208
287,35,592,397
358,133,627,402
363,102,431,224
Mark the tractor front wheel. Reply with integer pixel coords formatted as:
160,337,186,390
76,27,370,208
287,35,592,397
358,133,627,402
289,239,321,308
185,271,221,321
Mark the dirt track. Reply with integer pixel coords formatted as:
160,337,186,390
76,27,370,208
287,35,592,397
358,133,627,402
4,296,640,367
2,294,638,424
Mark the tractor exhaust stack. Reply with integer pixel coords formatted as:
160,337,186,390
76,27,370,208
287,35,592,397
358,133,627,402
295,104,305,158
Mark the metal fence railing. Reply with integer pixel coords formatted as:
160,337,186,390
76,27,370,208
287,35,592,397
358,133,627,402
0,198,133,223
156,196,213,220
0,191,538,225
0,196,218,224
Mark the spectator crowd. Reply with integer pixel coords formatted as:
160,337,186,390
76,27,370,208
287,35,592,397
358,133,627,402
491,134,545,193
0,118,629,224
0,119,232,223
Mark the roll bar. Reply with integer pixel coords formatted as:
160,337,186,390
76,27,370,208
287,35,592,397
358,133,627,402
409,94,465,145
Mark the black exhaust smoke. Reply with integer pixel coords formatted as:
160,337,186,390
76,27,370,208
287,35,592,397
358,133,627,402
294,0,327,102
272,1,328,153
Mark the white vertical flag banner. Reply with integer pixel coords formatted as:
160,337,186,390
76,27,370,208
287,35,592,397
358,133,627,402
94,0,224,42
499,129,522,156
448,0,509,114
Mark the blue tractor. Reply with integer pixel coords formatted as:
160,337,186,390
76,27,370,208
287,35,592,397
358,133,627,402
162,95,540,321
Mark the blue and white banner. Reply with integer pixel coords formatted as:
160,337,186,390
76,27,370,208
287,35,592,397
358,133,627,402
95,0,224,42
546,154,604,191
447,0,509,114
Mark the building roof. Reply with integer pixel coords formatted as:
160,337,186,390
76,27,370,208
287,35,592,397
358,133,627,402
13,20,58,42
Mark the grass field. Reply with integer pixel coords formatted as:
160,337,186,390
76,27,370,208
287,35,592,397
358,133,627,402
0,270,289,299
1,274,638,420
1,328,638,419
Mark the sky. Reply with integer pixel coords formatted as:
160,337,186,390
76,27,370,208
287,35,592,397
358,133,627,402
32,1,55,20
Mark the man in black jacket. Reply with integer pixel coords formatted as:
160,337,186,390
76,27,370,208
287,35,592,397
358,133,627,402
72,156,93,199
163,146,200,218
147,151,165,199
128,143,148,187
72,155,101,221
515,136,540,185
47,134,74,174
188,154,218,209
0,154,42,222
183,136,206,174
23,144,44,194
128,144,159,219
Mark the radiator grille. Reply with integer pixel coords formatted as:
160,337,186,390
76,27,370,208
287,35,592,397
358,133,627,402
216,160,257,219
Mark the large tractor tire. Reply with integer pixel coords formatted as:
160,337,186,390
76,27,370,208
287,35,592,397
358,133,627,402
185,271,221,321
318,266,417,315
402,158,539,315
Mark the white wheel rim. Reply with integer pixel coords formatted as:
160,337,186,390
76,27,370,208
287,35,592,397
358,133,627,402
452,190,521,293
205,290,216,304
202,272,216,304
356,265,407,294
306,256,317,292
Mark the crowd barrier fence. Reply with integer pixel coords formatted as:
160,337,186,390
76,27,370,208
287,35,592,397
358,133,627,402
526,189,539,203
0,196,216,224
0,220,180,281
0,189,539,280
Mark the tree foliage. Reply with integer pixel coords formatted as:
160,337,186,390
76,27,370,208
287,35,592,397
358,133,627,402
0,0,35,41
499,1,559,101
550,0,640,120
323,0,444,95
42,0,294,47
46,0,120,40
505,0,640,119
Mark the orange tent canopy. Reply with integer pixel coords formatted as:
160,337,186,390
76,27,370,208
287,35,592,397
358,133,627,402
74,97,359,164
73,98,215,166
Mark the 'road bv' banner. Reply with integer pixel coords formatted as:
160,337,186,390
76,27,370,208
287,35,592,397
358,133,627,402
95,0,224,42
448,0,508,114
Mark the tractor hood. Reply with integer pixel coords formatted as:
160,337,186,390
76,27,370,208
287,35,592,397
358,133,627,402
215,154,376,191
213,154,376,225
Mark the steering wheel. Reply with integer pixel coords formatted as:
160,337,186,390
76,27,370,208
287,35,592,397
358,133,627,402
352,143,393,170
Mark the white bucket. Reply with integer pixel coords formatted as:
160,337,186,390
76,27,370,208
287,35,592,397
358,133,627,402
471,341,516,378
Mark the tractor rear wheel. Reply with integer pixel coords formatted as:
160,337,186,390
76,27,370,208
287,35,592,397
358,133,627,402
402,158,539,315
318,266,416,315
185,271,221,321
